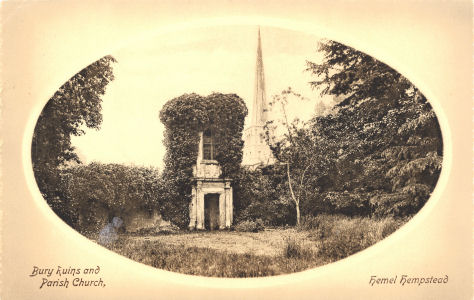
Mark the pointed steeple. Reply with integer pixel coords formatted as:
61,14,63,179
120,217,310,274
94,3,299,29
242,27,274,167
251,27,268,127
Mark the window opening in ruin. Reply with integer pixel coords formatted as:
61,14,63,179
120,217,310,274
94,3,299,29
203,129,216,160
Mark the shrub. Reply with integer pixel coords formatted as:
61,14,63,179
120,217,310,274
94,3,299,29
234,219,265,232
316,215,406,261
233,166,294,226
380,217,407,238
283,236,314,260
370,191,429,218
62,162,162,231
298,214,345,239
301,191,372,217
317,218,373,261
298,215,321,230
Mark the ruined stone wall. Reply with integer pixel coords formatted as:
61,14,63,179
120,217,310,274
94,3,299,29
122,210,163,233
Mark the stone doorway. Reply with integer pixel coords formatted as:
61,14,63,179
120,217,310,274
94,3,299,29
204,193,219,230
189,179,233,230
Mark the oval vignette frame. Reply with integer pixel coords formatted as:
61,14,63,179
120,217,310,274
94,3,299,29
22,16,452,288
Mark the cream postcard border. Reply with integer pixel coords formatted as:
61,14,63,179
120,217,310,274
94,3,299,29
1,1,472,299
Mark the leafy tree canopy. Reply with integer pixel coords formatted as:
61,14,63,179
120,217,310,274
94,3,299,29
304,40,443,217
31,55,116,222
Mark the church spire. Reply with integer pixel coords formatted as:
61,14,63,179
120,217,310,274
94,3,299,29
242,27,274,167
251,27,268,127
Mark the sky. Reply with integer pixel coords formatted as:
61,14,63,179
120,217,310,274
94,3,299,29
71,25,333,168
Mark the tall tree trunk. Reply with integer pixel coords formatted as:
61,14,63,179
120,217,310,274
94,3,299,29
295,202,301,226
286,162,300,226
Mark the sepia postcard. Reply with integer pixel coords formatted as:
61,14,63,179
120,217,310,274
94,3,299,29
1,1,472,299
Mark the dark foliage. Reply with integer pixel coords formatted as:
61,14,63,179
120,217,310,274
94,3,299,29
62,163,162,232
31,56,116,225
233,166,294,226
234,219,265,232
278,39,444,218
283,236,314,260
302,214,406,261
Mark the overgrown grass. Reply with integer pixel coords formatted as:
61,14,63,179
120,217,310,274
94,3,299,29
104,236,323,277
98,215,406,277
282,236,315,260
234,219,265,232
299,214,407,262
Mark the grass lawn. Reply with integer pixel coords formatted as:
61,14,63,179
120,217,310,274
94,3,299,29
129,228,317,256
97,215,405,278
103,228,326,277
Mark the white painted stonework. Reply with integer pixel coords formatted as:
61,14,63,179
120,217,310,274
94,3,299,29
189,132,233,230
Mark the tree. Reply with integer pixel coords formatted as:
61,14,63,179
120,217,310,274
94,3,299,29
305,40,442,217
31,55,116,224
264,88,327,226
306,40,412,106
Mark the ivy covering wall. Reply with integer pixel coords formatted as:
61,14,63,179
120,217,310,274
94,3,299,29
159,93,247,228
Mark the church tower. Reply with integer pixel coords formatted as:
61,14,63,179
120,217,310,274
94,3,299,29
242,28,274,166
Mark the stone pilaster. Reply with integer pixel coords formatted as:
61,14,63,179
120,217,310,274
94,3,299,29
229,187,233,225
225,181,232,227
188,185,197,229
219,193,225,229
196,181,204,230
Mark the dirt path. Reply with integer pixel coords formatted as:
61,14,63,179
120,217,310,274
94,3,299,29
128,229,318,257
